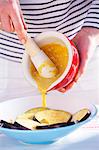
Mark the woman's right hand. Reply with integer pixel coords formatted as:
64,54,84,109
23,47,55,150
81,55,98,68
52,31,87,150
59,27,99,93
0,0,27,44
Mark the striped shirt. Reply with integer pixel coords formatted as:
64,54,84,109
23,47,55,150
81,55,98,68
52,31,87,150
0,0,99,101
0,0,99,63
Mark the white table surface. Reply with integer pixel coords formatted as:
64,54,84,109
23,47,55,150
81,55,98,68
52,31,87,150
0,105,99,150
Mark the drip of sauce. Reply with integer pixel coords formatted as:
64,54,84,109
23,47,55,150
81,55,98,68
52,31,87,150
30,43,69,107
42,92,47,108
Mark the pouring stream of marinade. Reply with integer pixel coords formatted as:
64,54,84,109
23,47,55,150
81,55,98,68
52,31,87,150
30,42,69,107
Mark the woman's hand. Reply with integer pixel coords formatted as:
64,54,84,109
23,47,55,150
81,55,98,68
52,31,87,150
0,0,27,43
59,27,99,93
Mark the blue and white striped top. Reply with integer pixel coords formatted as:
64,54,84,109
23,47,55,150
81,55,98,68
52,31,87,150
0,0,99,63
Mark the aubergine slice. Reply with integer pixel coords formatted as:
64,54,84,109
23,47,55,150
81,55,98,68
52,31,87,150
34,109,72,125
16,107,49,120
33,116,40,123
66,121,75,126
0,120,30,130
71,108,91,123
15,118,44,130
36,122,69,129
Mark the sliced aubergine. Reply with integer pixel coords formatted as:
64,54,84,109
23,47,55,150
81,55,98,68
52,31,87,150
16,113,34,120
34,109,72,125
15,118,46,130
33,116,40,123
71,108,91,123
36,122,69,129
0,120,30,130
66,121,75,126
16,107,49,120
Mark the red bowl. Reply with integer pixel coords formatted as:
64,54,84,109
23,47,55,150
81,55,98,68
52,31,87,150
48,40,79,91
22,31,79,92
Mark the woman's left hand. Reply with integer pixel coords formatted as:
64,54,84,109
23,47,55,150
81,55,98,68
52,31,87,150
59,27,99,93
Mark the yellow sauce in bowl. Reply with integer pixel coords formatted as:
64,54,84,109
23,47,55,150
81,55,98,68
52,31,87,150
30,43,69,107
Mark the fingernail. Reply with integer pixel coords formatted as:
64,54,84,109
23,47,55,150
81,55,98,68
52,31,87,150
25,24,28,30
58,88,66,93
62,88,66,92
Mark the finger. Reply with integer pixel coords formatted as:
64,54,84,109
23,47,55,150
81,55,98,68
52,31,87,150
74,67,83,82
16,0,27,30
65,81,75,91
58,88,67,93
10,18,15,32
0,15,12,32
20,13,27,30
75,54,88,82
58,81,75,93
10,4,27,43
0,18,1,30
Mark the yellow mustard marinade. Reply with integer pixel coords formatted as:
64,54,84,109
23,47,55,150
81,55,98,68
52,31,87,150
30,43,69,107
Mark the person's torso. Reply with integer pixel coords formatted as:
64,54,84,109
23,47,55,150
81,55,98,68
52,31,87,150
0,0,92,62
